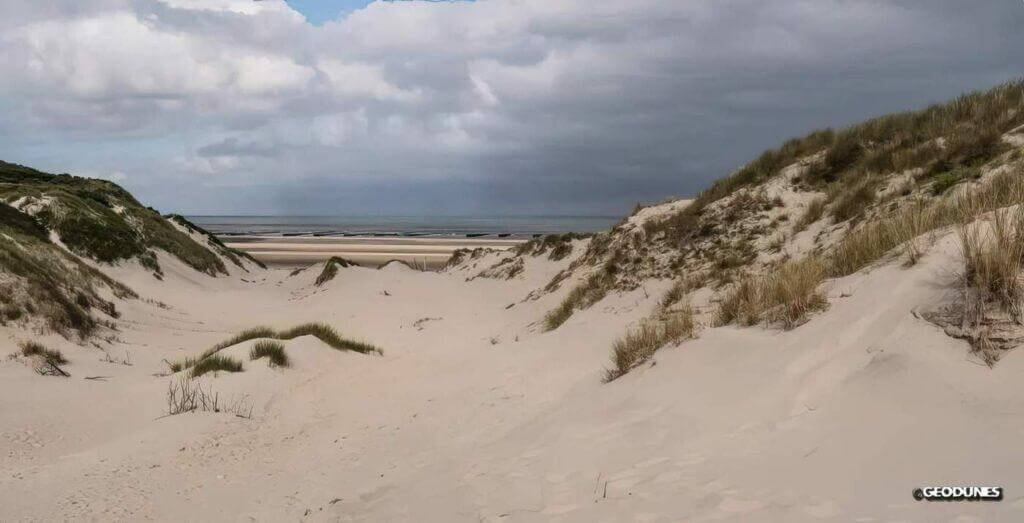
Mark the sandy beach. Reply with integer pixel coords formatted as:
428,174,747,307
223,236,524,269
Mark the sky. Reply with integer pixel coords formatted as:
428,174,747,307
0,1,1022,216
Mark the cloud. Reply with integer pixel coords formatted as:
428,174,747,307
0,0,1022,214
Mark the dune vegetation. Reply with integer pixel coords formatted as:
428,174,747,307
250,340,290,368
315,256,359,286
169,322,381,374
19,341,67,366
578,80,1024,379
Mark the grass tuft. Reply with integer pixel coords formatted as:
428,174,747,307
277,322,381,354
19,341,67,365
716,256,828,329
543,271,613,331
957,207,1024,316
315,257,358,286
604,304,697,382
170,322,381,373
249,340,290,368
191,354,244,378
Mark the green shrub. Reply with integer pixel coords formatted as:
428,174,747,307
931,166,978,195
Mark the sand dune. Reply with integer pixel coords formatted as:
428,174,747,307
2,231,1023,521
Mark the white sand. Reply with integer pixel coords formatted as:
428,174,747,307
2,231,1024,521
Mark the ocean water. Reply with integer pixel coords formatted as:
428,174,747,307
188,215,620,238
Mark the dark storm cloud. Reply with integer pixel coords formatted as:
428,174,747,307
0,0,1022,215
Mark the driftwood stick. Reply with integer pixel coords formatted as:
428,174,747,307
48,361,70,377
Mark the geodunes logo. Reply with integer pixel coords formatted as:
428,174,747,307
913,486,1003,502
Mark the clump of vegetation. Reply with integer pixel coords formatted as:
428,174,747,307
930,166,979,195
315,256,358,286
543,270,614,331
660,273,707,309
604,304,697,382
830,177,877,223
957,208,1024,316
277,322,381,354
250,340,289,368
191,354,244,377
830,165,1024,277
170,322,381,373
805,133,863,184
716,256,828,329
19,341,67,365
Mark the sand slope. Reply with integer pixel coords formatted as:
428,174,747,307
2,232,1024,522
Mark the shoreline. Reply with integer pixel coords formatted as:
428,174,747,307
224,235,525,269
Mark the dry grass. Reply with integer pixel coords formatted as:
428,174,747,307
543,271,613,331
793,197,826,233
604,303,697,382
19,341,67,365
829,165,1024,276
249,340,289,368
166,377,253,418
660,273,707,310
716,256,828,329
830,177,877,223
957,207,1024,316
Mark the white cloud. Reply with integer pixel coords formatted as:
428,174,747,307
0,0,1021,214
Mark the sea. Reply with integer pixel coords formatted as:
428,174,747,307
188,215,620,238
